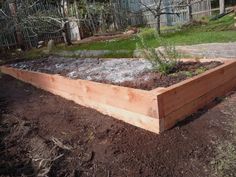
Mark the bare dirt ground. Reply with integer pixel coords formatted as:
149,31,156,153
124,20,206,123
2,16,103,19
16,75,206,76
74,29,136,45
1,74,236,177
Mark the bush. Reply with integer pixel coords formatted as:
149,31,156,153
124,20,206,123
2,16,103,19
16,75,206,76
138,28,159,40
137,35,179,75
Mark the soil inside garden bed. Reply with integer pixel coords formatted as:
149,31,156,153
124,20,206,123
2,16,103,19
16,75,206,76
9,56,222,90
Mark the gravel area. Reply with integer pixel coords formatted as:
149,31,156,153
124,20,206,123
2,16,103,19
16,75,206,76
176,42,236,59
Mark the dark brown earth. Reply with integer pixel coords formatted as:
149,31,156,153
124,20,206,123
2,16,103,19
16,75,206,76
8,57,222,90
1,74,236,177
119,61,222,90
0,50,24,65
76,28,137,44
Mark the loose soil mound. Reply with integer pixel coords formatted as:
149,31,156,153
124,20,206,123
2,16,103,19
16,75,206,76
9,56,222,90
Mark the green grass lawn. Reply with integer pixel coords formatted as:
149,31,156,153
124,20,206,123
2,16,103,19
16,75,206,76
70,30,235,51
26,13,236,59
57,14,235,52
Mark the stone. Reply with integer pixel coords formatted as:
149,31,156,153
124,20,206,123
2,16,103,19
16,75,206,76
38,41,44,45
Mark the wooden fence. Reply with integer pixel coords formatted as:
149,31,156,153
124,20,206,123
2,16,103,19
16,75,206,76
0,0,65,49
0,0,234,49
128,0,212,27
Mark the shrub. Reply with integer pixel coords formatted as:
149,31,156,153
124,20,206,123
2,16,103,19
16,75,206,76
138,28,159,40
137,35,179,75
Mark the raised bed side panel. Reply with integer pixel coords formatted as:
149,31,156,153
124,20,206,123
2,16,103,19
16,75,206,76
0,66,161,133
157,61,236,130
2,60,236,134
163,78,236,129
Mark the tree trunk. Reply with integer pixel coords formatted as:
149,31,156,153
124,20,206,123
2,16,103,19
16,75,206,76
156,16,161,35
219,0,225,14
63,21,72,45
73,0,81,41
61,0,72,45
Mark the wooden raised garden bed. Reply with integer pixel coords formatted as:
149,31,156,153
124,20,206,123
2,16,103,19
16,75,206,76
1,59,236,134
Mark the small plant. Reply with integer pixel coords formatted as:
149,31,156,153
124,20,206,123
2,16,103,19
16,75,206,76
137,35,179,75
138,28,158,40
181,71,194,77
195,67,207,75
211,142,236,177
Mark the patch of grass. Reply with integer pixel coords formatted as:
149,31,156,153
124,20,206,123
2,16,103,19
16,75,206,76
54,50,134,58
99,51,134,58
55,37,138,51
195,67,207,75
210,98,236,177
211,142,236,177
24,13,236,59
24,48,48,59
161,30,236,45
204,14,235,31
138,28,158,40
58,14,234,52
170,66,208,78
179,71,194,77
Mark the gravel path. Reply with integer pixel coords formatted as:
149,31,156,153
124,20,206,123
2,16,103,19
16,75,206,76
176,42,236,59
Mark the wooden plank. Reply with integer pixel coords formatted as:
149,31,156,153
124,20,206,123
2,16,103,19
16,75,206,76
150,87,166,94
51,75,158,118
158,61,236,117
0,66,160,133
2,59,236,134
40,85,161,134
163,77,236,130
0,66,159,119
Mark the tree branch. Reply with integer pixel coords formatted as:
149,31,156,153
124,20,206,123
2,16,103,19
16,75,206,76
139,0,157,16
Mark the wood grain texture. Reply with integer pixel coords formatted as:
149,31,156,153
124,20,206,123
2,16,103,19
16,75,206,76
163,78,236,129
0,66,160,133
158,61,236,117
0,66,158,118
1,59,236,134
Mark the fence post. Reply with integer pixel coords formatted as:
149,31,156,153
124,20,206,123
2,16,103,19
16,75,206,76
8,0,25,49
163,0,172,26
187,0,193,22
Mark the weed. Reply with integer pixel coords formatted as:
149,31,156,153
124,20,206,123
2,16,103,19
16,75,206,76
211,142,236,177
182,71,194,77
210,98,236,177
195,67,207,75
138,28,159,40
